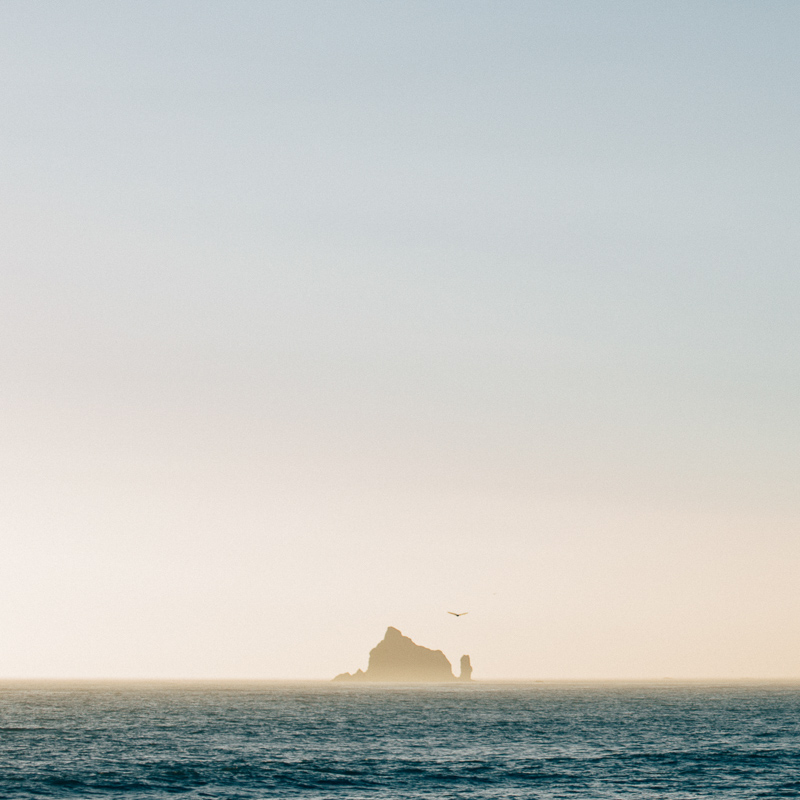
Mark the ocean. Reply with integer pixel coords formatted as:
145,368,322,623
1,681,798,798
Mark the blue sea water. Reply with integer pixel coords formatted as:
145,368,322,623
1,682,799,799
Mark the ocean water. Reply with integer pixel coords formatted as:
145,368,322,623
1,682,799,799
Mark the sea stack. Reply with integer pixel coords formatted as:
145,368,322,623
459,654,473,681
334,627,472,683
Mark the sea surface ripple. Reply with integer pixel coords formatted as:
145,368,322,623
1,681,799,798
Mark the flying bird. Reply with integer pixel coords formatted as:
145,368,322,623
447,611,468,617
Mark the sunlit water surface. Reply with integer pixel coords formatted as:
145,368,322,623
1,681,799,798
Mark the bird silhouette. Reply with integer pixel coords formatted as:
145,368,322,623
447,611,468,617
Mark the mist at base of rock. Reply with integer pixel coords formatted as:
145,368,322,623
334,627,473,682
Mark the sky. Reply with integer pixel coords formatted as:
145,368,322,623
2,0,799,680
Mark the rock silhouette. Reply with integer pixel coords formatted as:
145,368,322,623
334,627,473,682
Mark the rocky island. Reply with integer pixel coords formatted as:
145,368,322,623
334,626,473,682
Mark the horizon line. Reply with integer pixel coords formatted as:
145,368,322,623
2,676,800,684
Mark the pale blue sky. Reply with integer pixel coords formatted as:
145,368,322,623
2,1,799,678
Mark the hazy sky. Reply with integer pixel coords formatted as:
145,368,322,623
2,0,799,679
